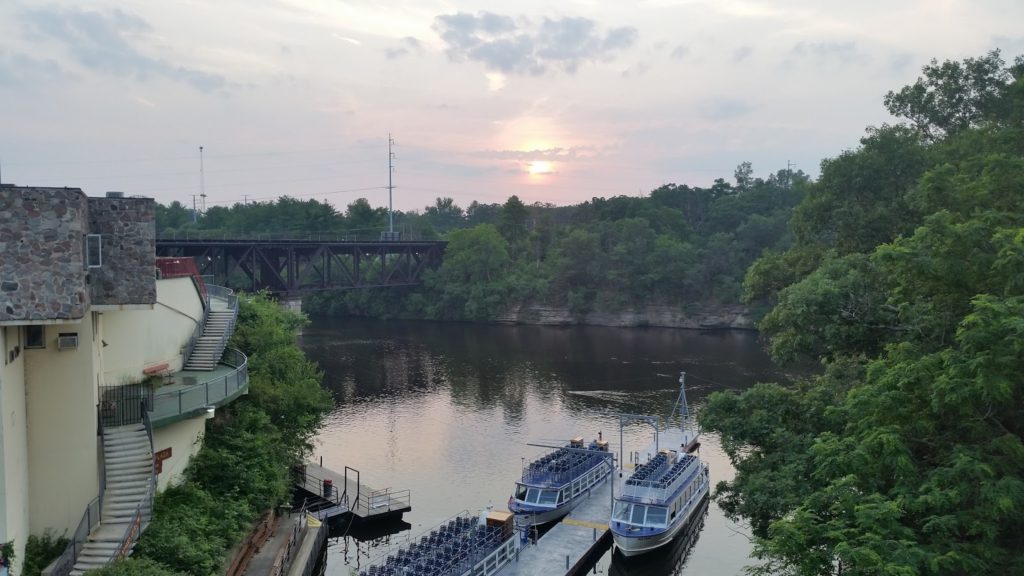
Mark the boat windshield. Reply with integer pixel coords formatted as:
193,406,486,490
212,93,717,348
516,484,559,506
613,502,668,527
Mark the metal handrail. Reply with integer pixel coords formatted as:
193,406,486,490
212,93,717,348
40,496,101,576
149,348,249,425
206,285,239,360
355,488,411,514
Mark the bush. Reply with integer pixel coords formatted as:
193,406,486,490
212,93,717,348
22,531,68,576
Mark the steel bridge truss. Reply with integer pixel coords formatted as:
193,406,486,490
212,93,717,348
155,240,446,295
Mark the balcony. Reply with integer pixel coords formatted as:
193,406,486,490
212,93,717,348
149,347,248,427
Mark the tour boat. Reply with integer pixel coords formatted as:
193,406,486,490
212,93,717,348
610,373,710,557
357,508,518,576
508,435,613,525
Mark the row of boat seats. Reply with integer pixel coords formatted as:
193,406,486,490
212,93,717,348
529,449,602,473
627,453,669,484
653,454,697,488
360,517,504,576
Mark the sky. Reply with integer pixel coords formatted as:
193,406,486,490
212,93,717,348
1,0,1022,213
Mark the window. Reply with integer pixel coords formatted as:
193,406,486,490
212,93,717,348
86,234,102,268
538,490,558,505
613,501,631,522
646,507,668,527
630,504,647,525
25,325,45,349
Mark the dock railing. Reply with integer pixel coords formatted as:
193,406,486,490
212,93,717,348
354,488,411,516
294,466,347,508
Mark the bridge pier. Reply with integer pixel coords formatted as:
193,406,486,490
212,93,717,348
280,295,302,314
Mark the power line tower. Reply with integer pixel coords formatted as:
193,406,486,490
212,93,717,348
199,145,207,212
387,134,396,234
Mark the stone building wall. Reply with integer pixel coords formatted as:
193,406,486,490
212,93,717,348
0,186,89,322
86,197,157,306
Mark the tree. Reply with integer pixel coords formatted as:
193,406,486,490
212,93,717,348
703,51,1024,575
884,50,1016,141
498,195,529,250
424,197,464,231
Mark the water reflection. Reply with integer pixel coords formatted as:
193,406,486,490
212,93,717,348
300,318,782,575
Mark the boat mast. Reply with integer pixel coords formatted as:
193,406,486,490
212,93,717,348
679,368,688,420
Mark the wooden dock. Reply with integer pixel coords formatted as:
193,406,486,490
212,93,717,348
294,461,411,523
503,478,613,576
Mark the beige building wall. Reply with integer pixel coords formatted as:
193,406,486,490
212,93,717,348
152,415,208,491
0,326,30,574
24,315,101,535
103,277,204,385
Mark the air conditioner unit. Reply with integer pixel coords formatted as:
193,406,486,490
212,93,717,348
57,333,79,350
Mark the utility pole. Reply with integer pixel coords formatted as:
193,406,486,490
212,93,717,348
199,146,207,212
388,134,395,234
243,194,248,205
192,194,198,223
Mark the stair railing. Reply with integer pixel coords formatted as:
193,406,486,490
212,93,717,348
105,402,157,564
205,284,239,364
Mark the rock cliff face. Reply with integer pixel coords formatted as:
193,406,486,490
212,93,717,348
493,303,755,329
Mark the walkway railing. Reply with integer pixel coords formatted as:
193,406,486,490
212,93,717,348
207,284,239,355
149,348,248,425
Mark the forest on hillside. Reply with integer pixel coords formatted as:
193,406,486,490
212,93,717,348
701,51,1024,574
157,163,808,320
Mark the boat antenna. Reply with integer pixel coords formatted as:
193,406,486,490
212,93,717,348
673,371,690,425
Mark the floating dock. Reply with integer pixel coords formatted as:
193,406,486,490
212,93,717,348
503,478,613,576
294,461,411,524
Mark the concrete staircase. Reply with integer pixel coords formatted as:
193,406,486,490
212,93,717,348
70,424,154,576
184,307,234,371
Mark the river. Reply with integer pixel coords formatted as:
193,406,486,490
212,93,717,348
298,317,784,575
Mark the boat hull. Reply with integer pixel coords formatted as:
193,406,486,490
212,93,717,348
513,472,611,526
613,488,709,557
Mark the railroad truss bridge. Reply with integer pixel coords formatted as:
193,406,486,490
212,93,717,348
155,237,446,296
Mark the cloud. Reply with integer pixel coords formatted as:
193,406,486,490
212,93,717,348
433,11,637,75
670,44,690,60
385,36,424,59
733,45,753,62
698,97,753,120
472,146,595,161
18,6,226,92
0,49,67,86
621,61,650,78
791,41,867,66
332,33,361,45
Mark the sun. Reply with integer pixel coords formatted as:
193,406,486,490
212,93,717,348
527,161,553,176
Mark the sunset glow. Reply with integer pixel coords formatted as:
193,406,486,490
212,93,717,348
527,160,554,176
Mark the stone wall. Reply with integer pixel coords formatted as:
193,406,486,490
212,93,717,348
87,197,157,306
0,187,89,322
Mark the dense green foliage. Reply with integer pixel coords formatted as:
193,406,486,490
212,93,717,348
21,531,68,576
702,50,1024,575
86,557,185,576
118,293,331,576
297,175,805,319
159,166,806,321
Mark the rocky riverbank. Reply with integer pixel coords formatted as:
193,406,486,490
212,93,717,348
493,303,755,329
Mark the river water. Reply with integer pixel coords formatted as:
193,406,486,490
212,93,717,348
299,318,784,576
